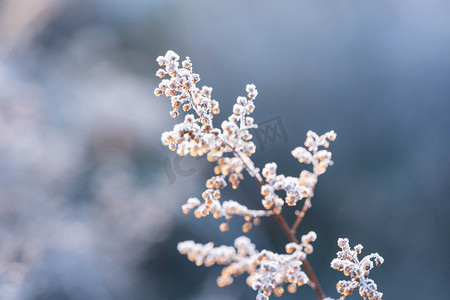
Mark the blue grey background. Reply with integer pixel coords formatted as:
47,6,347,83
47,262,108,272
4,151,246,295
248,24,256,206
0,0,448,299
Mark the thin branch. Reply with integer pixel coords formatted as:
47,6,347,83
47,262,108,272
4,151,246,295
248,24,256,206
231,148,264,184
291,197,311,233
273,213,326,300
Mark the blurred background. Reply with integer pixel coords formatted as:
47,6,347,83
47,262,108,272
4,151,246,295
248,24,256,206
0,0,449,299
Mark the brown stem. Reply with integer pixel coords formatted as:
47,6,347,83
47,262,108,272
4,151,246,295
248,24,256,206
273,213,326,300
231,151,326,300
291,197,311,233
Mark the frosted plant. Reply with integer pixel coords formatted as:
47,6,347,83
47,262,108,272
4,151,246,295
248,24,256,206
155,50,384,300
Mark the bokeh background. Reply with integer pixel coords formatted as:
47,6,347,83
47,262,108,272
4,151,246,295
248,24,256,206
0,0,449,299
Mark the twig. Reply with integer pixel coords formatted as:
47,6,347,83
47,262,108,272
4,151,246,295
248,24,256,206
273,213,326,300
291,197,311,233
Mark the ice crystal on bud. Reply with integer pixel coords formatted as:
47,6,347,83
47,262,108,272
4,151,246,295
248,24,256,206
178,235,315,299
330,238,384,300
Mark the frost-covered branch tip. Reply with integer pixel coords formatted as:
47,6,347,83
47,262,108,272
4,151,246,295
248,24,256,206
330,238,384,300
178,233,316,299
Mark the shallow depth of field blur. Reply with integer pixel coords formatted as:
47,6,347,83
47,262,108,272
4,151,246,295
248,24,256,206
0,0,449,299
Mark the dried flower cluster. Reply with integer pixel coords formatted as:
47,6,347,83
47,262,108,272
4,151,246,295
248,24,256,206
259,130,336,214
178,232,316,300
155,50,384,300
181,197,273,233
330,238,384,300
156,51,263,230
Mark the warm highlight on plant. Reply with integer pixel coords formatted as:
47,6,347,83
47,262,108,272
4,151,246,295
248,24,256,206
154,50,384,300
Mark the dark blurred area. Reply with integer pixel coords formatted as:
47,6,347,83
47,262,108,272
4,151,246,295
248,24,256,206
0,0,448,299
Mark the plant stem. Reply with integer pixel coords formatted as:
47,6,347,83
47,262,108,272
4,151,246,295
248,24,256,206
273,213,326,300
232,150,326,300
291,198,311,233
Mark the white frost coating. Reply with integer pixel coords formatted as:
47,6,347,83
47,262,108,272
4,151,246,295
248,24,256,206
177,233,316,298
330,238,384,299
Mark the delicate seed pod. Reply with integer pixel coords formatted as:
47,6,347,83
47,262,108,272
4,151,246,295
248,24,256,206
182,102,191,111
154,88,163,96
374,255,384,266
251,280,262,291
169,110,179,118
213,189,221,200
182,205,190,214
304,244,313,255
219,222,229,232
214,165,221,175
217,275,233,287
194,209,202,218
242,221,252,233
273,286,284,297
287,283,297,294
206,180,214,189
